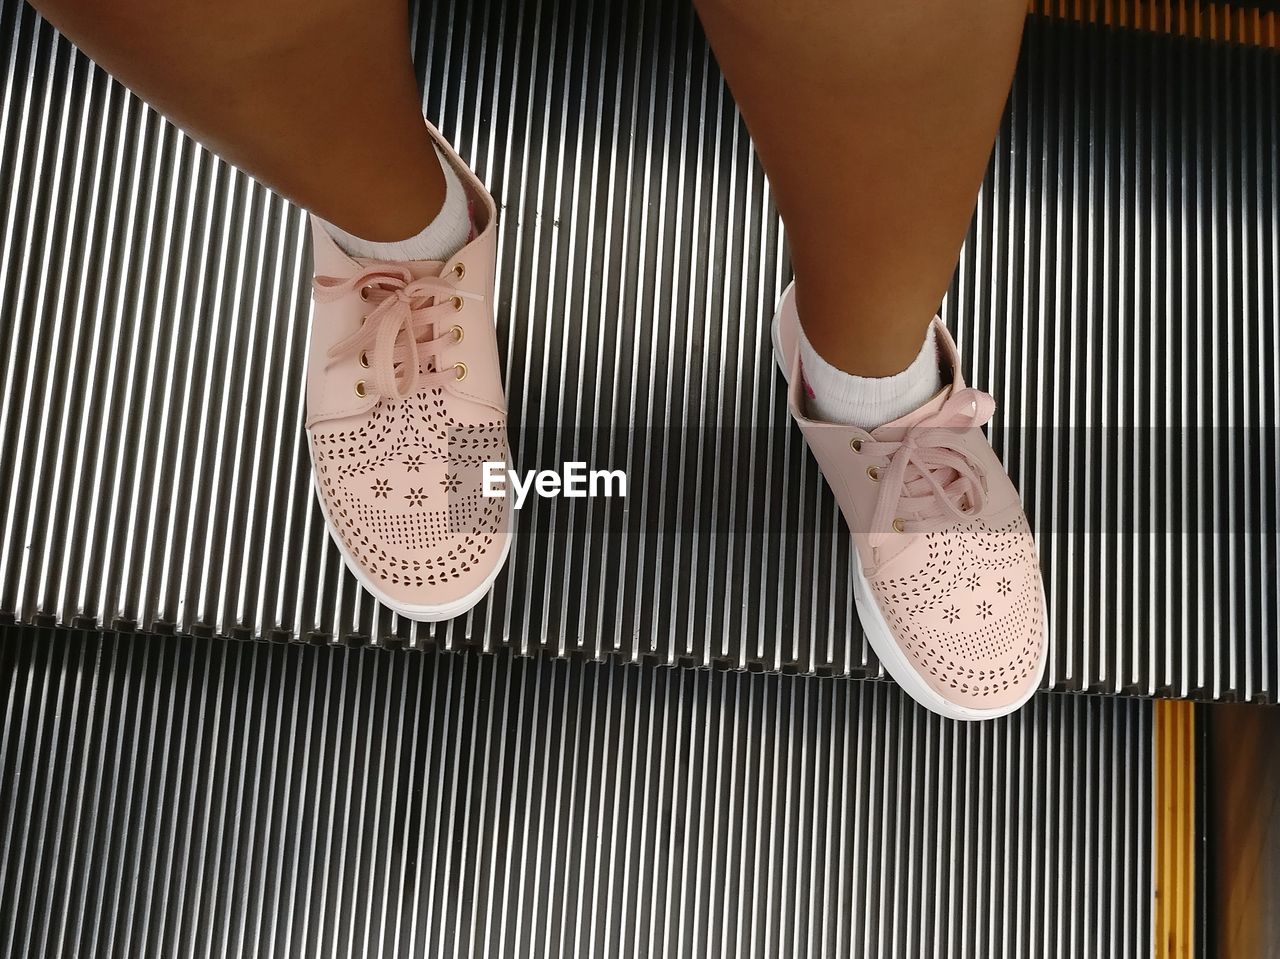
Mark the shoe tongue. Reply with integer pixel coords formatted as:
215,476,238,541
870,382,965,506
873,382,954,436
352,256,446,280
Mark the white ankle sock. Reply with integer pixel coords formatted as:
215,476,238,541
321,144,471,262
798,323,942,428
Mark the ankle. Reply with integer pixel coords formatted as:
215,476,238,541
316,133,447,243
791,277,946,376
321,144,471,262
798,321,941,428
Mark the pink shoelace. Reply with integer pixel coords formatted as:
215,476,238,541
863,388,996,548
313,264,469,399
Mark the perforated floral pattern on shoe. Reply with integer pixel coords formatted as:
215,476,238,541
869,514,1044,707
310,386,507,597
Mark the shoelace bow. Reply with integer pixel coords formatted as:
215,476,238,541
863,388,997,549
313,264,467,399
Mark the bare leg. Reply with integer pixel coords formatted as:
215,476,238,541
27,0,443,241
694,0,1028,376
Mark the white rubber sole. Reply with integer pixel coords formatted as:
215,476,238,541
771,311,1049,721
307,437,513,623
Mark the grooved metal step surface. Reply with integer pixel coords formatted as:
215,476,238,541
0,1,1277,700
0,628,1154,958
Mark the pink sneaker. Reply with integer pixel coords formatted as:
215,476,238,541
305,125,511,622
772,283,1048,720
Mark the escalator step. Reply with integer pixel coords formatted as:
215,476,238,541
0,2,1276,700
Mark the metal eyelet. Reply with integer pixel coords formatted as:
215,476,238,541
360,285,372,301
453,362,468,381
355,380,367,398
451,295,464,312
359,351,369,368
849,438,862,453
866,466,880,482
449,324,464,344
892,518,906,533
452,262,466,279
